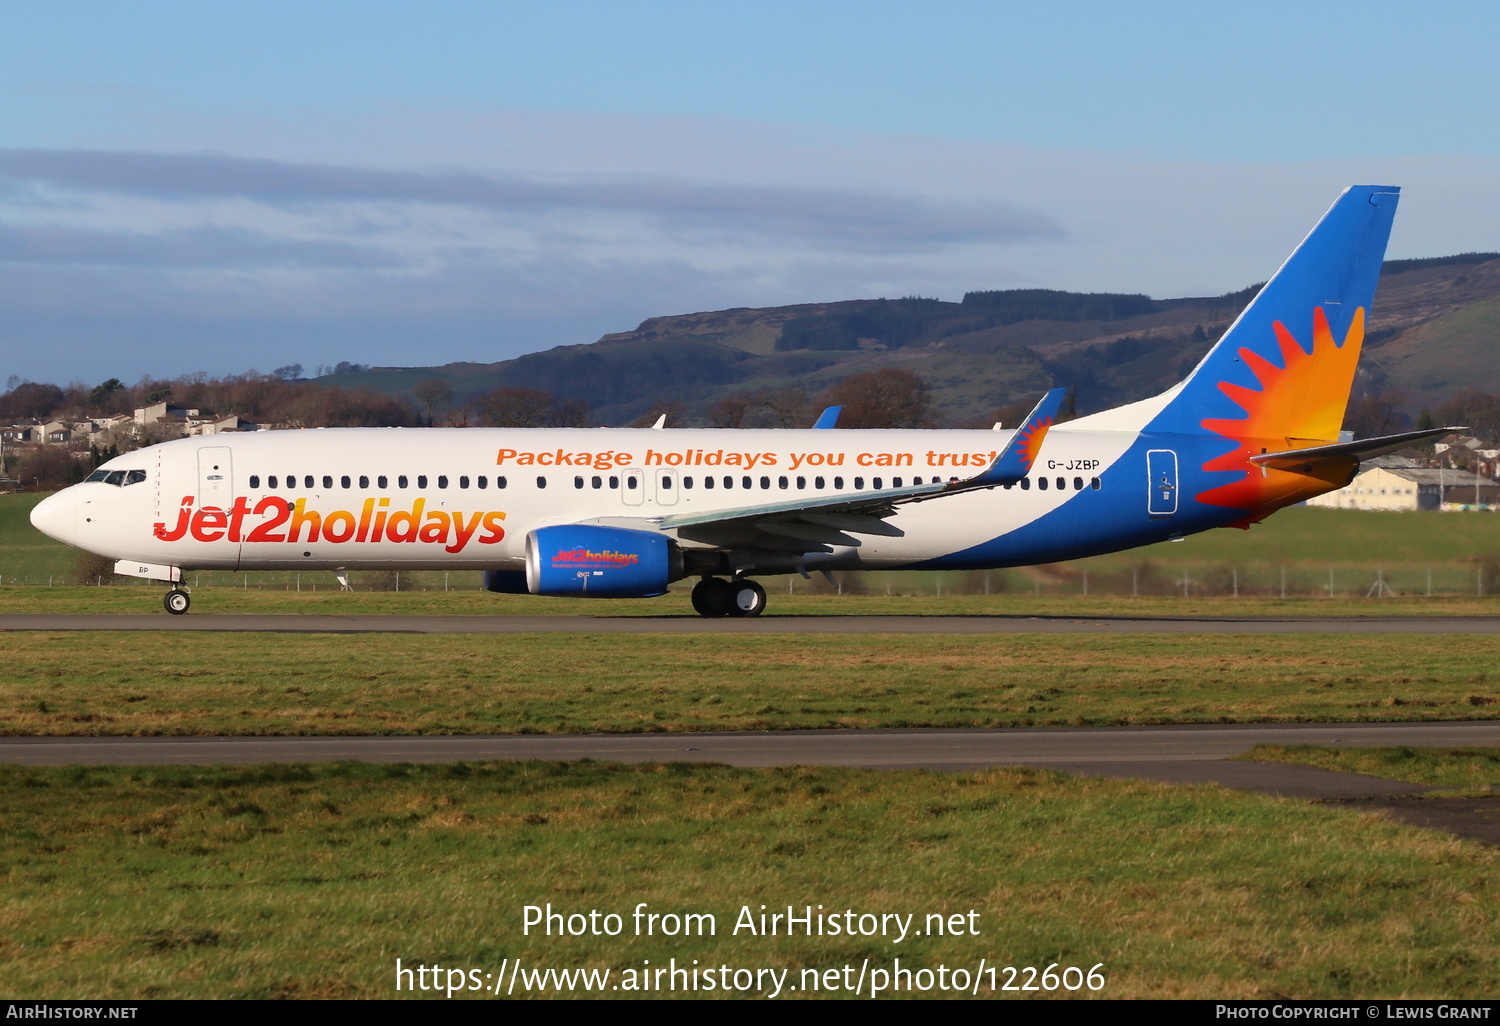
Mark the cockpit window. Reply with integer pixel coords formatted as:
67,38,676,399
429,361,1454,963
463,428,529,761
88,468,147,486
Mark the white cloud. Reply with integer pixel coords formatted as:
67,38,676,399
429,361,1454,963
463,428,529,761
1,106,1497,385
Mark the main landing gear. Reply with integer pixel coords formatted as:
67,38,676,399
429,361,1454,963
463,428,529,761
163,588,191,615
690,576,767,618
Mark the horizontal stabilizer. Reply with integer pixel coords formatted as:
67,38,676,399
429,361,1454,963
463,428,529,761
1249,427,1464,473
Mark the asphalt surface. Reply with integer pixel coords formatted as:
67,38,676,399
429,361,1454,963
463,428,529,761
5,721,1496,795
5,612,1500,634
6,613,1498,842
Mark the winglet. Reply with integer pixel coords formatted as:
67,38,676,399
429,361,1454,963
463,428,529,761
811,406,842,429
965,388,1068,487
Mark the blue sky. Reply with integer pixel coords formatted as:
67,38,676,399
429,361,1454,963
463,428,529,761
3,1,1498,384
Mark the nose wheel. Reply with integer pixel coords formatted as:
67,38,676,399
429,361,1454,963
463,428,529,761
163,588,191,615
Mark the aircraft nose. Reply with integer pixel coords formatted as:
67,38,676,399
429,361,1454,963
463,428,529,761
29,488,78,547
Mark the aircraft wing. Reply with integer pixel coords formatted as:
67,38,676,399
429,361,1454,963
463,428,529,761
1248,427,1462,474
651,389,1068,551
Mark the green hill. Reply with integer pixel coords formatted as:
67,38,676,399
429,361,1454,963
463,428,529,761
333,254,1500,427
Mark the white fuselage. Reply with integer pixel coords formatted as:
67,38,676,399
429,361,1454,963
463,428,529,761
34,424,1145,574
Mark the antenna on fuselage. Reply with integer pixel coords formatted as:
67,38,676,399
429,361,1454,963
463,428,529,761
651,414,666,429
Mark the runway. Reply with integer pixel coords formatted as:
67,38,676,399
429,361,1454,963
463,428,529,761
5,720,1497,798
3,612,1500,634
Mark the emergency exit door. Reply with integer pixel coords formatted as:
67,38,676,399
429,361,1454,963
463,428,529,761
1146,449,1178,517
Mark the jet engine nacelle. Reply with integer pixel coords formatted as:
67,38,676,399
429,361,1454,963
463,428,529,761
523,525,681,597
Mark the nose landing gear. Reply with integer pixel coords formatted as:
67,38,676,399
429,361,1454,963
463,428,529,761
163,588,191,615
690,576,766,618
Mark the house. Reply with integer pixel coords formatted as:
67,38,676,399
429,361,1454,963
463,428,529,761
1308,458,1500,511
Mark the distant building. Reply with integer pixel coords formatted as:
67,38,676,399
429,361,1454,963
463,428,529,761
1308,458,1499,511
134,404,261,437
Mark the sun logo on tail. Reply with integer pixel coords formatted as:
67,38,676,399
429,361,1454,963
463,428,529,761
1196,306,1365,512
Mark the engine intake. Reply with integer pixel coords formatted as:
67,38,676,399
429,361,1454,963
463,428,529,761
524,525,680,597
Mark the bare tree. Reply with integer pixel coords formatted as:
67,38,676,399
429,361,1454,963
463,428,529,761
475,388,554,427
707,394,753,428
412,378,454,425
819,369,932,428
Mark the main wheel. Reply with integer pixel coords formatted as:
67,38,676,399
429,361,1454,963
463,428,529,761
690,577,733,617
163,589,191,615
727,578,766,618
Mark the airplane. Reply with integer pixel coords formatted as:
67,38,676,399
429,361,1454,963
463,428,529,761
30,185,1448,619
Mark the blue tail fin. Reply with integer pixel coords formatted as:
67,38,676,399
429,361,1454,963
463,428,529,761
1146,185,1399,440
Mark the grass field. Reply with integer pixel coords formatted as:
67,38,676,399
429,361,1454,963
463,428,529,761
1242,745,1500,795
8,491,1500,1000
5,632,1500,737
3,760,1495,999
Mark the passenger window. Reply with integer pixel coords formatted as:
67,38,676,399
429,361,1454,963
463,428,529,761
854,477,864,489
497,476,507,489
1056,477,1065,490
873,477,882,489
609,476,619,489
741,476,751,489
378,475,388,489
703,476,714,489
477,476,487,489
796,476,805,489
893,477,903,488
661,475,673,489
626,475,637,490
323,475,333,489
398,475,408,488
305,476,315,488
418,475,428,488
574,476,584,489
760,476,770,490
437,476,448,489
835,476,844,489
778,476,788,489
1038,477,1049,490
1091,477,1101,490
1074,476,1083,490
341,475,351,489
913,476,922,486
249,475,260,488
684,476,693,489
815,476,825,489
537,476,547,489
268,475,278,488
1021,478,1031,490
